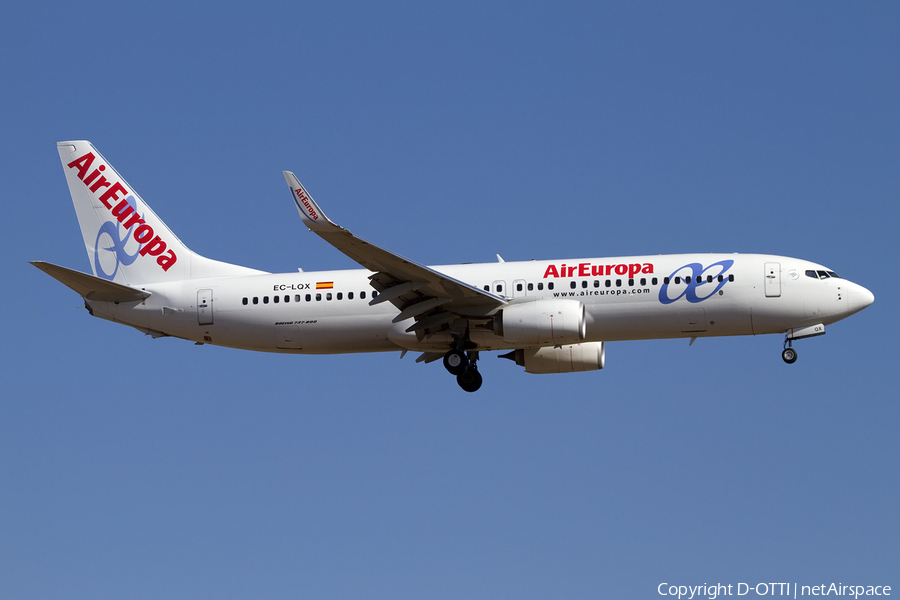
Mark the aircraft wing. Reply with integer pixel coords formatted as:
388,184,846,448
283,172,506,329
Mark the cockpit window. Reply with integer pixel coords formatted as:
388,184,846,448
806,269,841,280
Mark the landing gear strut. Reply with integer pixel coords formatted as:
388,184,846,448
443,348,482,392
457,362,483,393
443,324,483,392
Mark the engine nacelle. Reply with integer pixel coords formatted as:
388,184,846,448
502,341,606,374
493,299,586,346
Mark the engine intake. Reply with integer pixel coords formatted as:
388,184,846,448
493,299,586,346
500,341,606,374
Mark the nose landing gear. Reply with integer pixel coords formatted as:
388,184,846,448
782,338,798,364
781,346,797,364
781,324,826,364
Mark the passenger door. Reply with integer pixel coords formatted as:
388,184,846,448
197,289,213,325
764,262,781,298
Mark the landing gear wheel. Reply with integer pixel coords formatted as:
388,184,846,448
782,347,798,364
443,349,468,375
457,366,483,393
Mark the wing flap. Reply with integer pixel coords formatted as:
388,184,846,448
31,261,151,303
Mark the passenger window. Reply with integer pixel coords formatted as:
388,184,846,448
707,275,713,283
527,283,533,291
316,293,322,301
242,297,248,305
728,274,734,282
253,297,258,304
582,280,588,288
273,295,279,303
674,277,681,284
628,278,634,286
263,296,269,304
348,292,354,300
337,292,343,300
718,275,724,282
326,293,333,301
616,279,622,287
664,277,670,285
605,280,611,288
496,284,503,293
361,291,366,299
594,280,599,288
548,282,554,290
537,282,544,290
640,278,646,286
372,291,378,298
516,283,523,292
570,281,577,289
484,285,489,291
652,277,658,285
305,294,311,302
295,295,301,302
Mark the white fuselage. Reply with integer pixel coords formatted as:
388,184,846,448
86,253,873,355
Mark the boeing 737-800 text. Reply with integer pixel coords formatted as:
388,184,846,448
34,141,874,392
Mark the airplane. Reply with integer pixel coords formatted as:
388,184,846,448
34,141,875,392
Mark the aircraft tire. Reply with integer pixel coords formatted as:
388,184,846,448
782,348,797,364
457,367,483,393
443,349,468,375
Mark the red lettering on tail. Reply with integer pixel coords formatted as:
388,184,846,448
67,152,95,179
139,236,167,257
68,148,180,274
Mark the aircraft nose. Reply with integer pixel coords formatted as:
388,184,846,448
847,283,875,316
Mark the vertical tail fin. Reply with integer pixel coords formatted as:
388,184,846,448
57,141,263,284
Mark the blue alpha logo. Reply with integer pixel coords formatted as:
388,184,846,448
93,196,143,281
658,259,734,304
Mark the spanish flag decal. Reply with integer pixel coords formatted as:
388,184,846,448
316,282,334,289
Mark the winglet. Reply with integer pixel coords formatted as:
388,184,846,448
283,171,339,232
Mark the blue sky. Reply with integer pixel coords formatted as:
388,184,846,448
1,2,897,598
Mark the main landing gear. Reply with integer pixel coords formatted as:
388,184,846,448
443,349,483,392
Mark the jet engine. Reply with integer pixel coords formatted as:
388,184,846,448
500,341,606,374
492,299,586,346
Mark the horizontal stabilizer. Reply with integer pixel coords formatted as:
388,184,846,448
31,261,151,303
